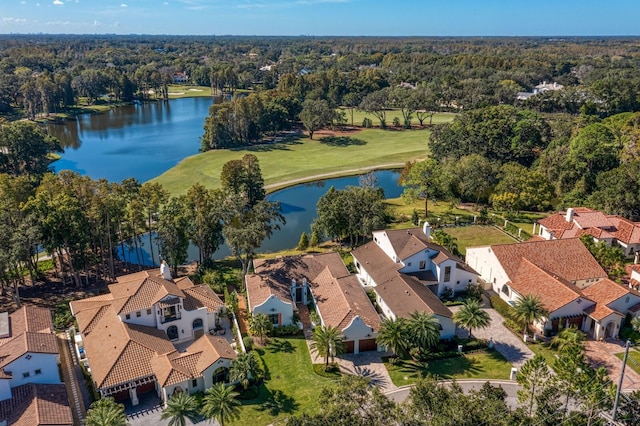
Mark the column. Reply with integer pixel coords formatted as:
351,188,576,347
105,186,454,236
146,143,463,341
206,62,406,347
129,386,139,406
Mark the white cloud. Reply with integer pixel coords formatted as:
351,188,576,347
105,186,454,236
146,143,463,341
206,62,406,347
53,0,63,5
120,3,127,7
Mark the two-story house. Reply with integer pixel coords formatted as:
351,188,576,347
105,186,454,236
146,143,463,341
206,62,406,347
70,268,236,406
0,305,72,426
534,207,640,258
466,238,640,339
351,223,478,339
246,253,382,354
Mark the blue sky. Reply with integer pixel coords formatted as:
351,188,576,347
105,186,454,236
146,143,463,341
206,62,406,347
0,0,638,36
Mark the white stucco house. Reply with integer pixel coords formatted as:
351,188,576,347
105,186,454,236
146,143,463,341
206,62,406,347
70,268,236,406
0,305,73,425
350,224,474,339
246,253,382,354
534,207,640,259
466,238,640,339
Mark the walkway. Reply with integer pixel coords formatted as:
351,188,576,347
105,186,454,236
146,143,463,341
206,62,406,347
450,296,534,368
57,332,88,426
234,287,250,336
584,339,640,391
297,303,397,392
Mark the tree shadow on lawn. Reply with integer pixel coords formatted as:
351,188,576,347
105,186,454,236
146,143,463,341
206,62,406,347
231,138,303,152
394,355,487,380
319,136,367,147
259,389,299,416
266,338,296,354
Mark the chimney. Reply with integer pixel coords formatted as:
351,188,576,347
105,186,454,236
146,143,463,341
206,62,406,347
565,208,575,223
635,251,639,265
160,260,172,281
422,221,431,240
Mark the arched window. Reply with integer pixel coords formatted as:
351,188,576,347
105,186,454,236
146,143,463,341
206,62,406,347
501,284,510,296
166,325,179,340
212,367,229,384
193,318,203,330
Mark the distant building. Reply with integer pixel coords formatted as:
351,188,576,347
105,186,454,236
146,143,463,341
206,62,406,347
516,80,564,100
172,72,188,84
535,207,640,258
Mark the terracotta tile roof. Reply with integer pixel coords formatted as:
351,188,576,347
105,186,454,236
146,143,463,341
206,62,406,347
247,253,349,308
82,307,177,389
182,285,224,313
0,384,72,426
582,279,634,306
107,272,187,315
375,274,453,319
508,259,589,313
538,212,576,231
489,238,606,282
151,335,236,387
310,267,381,332
583,304,621,321
0,306,58,373
539,208,640,244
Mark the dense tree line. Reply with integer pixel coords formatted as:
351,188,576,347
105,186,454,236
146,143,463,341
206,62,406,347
0,134,280,304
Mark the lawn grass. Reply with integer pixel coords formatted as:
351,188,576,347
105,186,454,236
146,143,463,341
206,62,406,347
167,85,215,98
443,227,516,255
152,128,433,195
527,342,559,366
339,108,455,128
615,349,640,375
232,337,336,425
385,350,512,387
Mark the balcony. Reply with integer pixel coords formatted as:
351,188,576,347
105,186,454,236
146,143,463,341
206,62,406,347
160,312,181,324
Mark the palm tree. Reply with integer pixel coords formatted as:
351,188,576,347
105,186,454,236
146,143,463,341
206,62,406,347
407,311,441,353
250,313,272,344
160,391,200,426
85,397,127,426
377,317,409,357
230,351,261,390
550,325,585,353
514,295,548,339
201,383,241,426
453,299,491,339
309,325,346,370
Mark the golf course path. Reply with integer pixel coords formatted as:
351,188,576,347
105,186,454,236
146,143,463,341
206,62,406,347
264,162,406,190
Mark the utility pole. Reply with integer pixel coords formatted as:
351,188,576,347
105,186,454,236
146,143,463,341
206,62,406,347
612,339,631,423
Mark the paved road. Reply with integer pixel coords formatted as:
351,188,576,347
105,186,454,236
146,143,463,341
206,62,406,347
386,379,521,409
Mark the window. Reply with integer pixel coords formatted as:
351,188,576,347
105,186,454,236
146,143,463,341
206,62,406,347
34,369,41,375
268,314,279,326
125,314,130,320
408,262,412,267
626,296,630,303
419,261,426,270
444,266,451,282
166,325,179,340
501,284,510,296
136,311,141,317
147,309,152,315
22,372,30,378
192,379,198,388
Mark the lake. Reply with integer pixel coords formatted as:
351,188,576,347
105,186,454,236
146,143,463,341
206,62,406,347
48,97,214,182
46,97,403,261
119,169,403,265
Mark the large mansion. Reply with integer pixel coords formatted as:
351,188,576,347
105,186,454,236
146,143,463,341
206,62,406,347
70,268,237,405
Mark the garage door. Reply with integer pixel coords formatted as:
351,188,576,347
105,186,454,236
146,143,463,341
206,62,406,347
358,338,377,352
344,340,355,353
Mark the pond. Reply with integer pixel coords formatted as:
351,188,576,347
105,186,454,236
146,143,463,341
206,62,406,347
119,169,403,265
48,97,214,183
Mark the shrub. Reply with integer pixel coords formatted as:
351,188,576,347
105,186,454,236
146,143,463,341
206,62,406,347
362,117,372,128
411,209,420,226
441,287,454,301
466,283,484,301
269,324,300,337
243,336,254,352
503,318,522,334
490,295,517,321
297,232,309,250
236,385,260,400
53,301,74,331
392,116,401,127
312,363,341,378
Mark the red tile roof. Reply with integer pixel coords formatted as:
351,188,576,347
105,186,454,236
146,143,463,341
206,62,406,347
489,238,606,282
0,384,72,426
538,208,640,244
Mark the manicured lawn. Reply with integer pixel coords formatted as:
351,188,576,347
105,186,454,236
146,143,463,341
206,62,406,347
153,128,433,194
385,351,512,387
232,337,336,425
339,108,455,128
527,342,559,366
615,349,640,375
167,85,215,98
444,227,516,255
